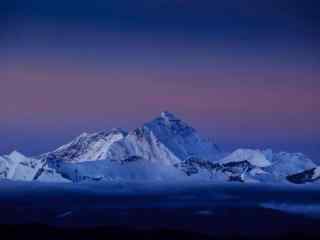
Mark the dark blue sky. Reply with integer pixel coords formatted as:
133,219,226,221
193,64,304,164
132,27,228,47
1,0,320,160
2,1,320,50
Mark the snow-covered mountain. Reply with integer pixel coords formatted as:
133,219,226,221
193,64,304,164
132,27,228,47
264,151,317,182
40,111,222,168
196,149,318,184
0,151,67,182
0,111,318,184
0,151,39,180
106,111,222,165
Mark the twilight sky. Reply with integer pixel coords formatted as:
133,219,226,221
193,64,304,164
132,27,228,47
1,0,320,159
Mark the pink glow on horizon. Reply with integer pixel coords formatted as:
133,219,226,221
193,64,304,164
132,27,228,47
1,62,319,142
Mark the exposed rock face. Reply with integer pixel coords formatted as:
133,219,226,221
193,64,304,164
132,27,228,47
287,167,320,184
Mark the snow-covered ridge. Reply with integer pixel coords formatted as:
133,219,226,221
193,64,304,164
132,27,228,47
0,111,318,184
0,150,67,182
41,128,127,163
221,149,271,168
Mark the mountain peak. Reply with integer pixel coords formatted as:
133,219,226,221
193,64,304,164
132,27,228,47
8,150,25,159
160,111,179,122
137,111,221,162
147,111,194,136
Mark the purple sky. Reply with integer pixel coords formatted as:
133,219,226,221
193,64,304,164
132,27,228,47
1,0,320,159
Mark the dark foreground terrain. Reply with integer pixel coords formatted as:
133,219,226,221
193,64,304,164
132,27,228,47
2,222,320,240
1,181,320,239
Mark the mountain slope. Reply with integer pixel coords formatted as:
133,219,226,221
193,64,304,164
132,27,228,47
54,156,189,183
41,128,127,163
0,151,68,182
142,111,221,162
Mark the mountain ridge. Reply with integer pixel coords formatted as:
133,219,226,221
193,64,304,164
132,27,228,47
0,111,318,184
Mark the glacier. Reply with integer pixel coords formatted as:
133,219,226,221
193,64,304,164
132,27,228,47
0,111,318,185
